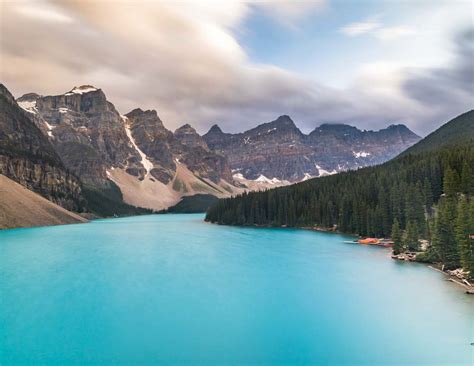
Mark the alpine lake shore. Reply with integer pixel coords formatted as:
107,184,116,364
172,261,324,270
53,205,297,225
208,219,474,295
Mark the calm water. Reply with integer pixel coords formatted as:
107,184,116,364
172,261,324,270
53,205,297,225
0,214,472,365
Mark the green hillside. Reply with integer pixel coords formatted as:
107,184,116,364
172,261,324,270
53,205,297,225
82,181,152,217
162,194,219,214
399,110,473,156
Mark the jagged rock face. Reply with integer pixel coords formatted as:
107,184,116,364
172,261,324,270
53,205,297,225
172,124,233,183
174,124,209,151
306,123,421,170
205,115,315,181
15,87,237,210
18,86,142,187
125,108,175,183
204,115,421,181
125,109,233,184
0,84,83,211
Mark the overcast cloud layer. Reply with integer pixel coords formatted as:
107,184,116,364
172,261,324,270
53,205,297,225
1,0,472,135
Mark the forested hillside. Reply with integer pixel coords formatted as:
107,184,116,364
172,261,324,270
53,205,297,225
206,111,474,277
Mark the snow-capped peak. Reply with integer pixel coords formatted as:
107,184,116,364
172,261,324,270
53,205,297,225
66,85,98,95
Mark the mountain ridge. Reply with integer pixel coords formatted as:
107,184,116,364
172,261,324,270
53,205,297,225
204,114,420,182
9,83,421,212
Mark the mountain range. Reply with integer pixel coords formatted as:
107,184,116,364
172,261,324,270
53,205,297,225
207,109,474,228
204,115,420,182
1,83,420,216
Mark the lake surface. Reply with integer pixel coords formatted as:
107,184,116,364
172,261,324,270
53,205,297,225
1,214,472,365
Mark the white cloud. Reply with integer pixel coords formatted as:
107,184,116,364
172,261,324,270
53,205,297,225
340,20,416,41
13,1,74,24
339,21,381,36
0,0,472,136
255,0,327,26
375,26,416,40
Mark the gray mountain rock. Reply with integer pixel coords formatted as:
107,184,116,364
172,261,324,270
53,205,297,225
0,84,83,211
18,86,144,188
204,115,421,181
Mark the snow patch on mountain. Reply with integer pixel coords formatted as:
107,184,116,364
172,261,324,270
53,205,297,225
255,175,282,184
353,151,371,158
18,100,37,114
302,173,313,181
122,116,154,176
316,164,337,176
43,121,56,137
65,85,98,95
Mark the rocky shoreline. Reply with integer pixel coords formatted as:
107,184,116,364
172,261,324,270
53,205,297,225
220,222,474,295
271,224,474,295
391,252,474,294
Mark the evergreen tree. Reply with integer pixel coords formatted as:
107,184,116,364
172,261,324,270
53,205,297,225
423,178,434,216
443,167,460,199
455,196,470,272
467,200,474,280
405,221,420,251
434,197,460,269
460,161,473,195
391,218,403,255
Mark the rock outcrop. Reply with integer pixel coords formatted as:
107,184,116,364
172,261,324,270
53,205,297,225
17,85,143,188
0,174,86,229
15,86,239,211
0,84,83,211
172,124,233,184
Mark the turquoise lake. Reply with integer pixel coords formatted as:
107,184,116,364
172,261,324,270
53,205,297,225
0,214,472,365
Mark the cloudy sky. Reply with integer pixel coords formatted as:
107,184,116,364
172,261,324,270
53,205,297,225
1,0,473,135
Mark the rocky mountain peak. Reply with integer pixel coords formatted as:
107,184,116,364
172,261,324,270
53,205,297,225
311,123,359,135
385,124,419,136
175,123,196,133
275,114,293,123
126,108,158,118
174,124,208,150
126,108,166,130
17,92,41,102
207,124,223,134
66,85,100,95
269,115,298,130
0,83,16,103
247,115,302,138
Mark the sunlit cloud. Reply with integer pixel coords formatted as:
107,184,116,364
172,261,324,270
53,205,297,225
0,0,472,136
340,19,416,41
13,1,74,24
